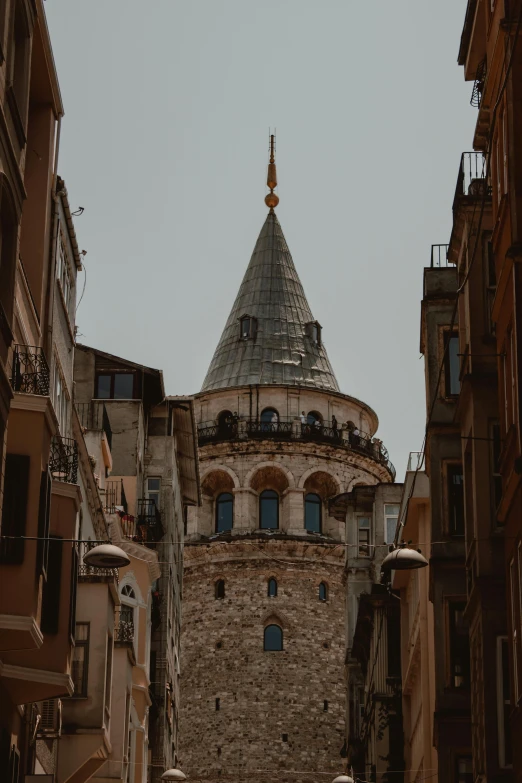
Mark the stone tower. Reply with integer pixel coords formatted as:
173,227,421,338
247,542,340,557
179,139,394,783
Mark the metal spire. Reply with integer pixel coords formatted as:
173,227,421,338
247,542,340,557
265,133,279,212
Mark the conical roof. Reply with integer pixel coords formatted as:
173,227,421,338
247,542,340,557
201,211,340,392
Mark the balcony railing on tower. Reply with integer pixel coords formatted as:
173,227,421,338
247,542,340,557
50,436,78,484
197,417,396,480
76,401,113,450
10,344,50,396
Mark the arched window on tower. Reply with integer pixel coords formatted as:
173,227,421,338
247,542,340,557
215,579,225,600
260,490,279,530
304,493,322,533
239,315,257,340
216,493,233,533
268,578,277,597
264,624,283,651
319,582,328,602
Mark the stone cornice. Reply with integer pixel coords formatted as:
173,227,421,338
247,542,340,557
184,535,345,570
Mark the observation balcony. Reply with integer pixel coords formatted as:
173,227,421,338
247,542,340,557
10,344,50,396
198,417,395,480
50,436,79,484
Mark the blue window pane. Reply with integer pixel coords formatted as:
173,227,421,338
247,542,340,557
268,578,277,597
305,493,322,532
260,490,279,529
114,373,134,399
216,493,233,533
264,624,283,651
319,583,327,601
97,375,111,399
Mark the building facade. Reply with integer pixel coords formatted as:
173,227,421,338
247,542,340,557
179,153,395,783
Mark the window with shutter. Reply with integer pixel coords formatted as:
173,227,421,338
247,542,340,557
37,468,52,579
0,453,30,564
41,536,63,634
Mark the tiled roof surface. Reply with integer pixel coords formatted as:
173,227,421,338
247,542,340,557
201,211,340,392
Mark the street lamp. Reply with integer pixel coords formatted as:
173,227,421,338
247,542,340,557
381,544,428,571
333,775,354,783
161,769,187,782
83,543,131,569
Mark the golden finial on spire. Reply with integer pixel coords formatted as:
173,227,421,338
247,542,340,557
265,133,279,211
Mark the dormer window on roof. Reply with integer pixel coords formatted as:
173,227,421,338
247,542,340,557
306,321,322,347
239,315,257,341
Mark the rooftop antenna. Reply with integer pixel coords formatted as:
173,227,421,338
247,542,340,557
265,132,279,212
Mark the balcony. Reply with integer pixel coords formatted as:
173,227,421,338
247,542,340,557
10,344,50,396
50,436,79,484
114,605,134,644
104,479,128,514
197,418,395,480
76,401,112,450
119,499,164,548
454,151,490,203
470,56,486,108
430,244,450,268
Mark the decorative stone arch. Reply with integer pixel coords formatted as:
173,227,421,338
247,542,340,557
119,572,144,607
261,610,291,632
201,465,240,497
299,467,342,498
246,461,295,493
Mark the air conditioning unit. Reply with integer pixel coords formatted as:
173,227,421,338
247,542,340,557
39,699,61,736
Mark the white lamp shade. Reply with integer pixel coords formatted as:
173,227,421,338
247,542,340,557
161,770,187,782
381,547,428,571
333,776,354,783
83,543,130,569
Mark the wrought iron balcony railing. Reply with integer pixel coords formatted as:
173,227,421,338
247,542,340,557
470,56,486,108
197,417,396,480
454,152,491,201
430,244,450,268
78,540,119,581
104,479,128,514
119,499,164,547
10,344,50,396
50,436,78,484
114,606,134,644
76,401,113,450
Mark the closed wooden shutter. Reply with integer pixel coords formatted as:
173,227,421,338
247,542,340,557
0,454,30,564
41,536,63,634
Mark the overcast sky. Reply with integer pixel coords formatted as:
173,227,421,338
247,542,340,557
45,0,475,479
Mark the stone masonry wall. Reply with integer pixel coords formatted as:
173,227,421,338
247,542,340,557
179,540,346,783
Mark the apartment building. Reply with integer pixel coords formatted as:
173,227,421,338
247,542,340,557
336,483,404,783
458,0,522,776
73,346,200,783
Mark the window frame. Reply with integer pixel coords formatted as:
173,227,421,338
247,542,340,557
357,514,371,557
215,579,225,600
444,461,465,537
259,489,279,530
319,582,328,602
496,635,513,768
446,599,470,690
71,622,90,699
305,320,322,346
146,477,161,511
384,504,400,545
52,357,70,436
304,492,322,533
263,624,283,652
95,371,136,400
268,577,277,598
239,314,257,341
443,329,460,398
215,492,234,534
